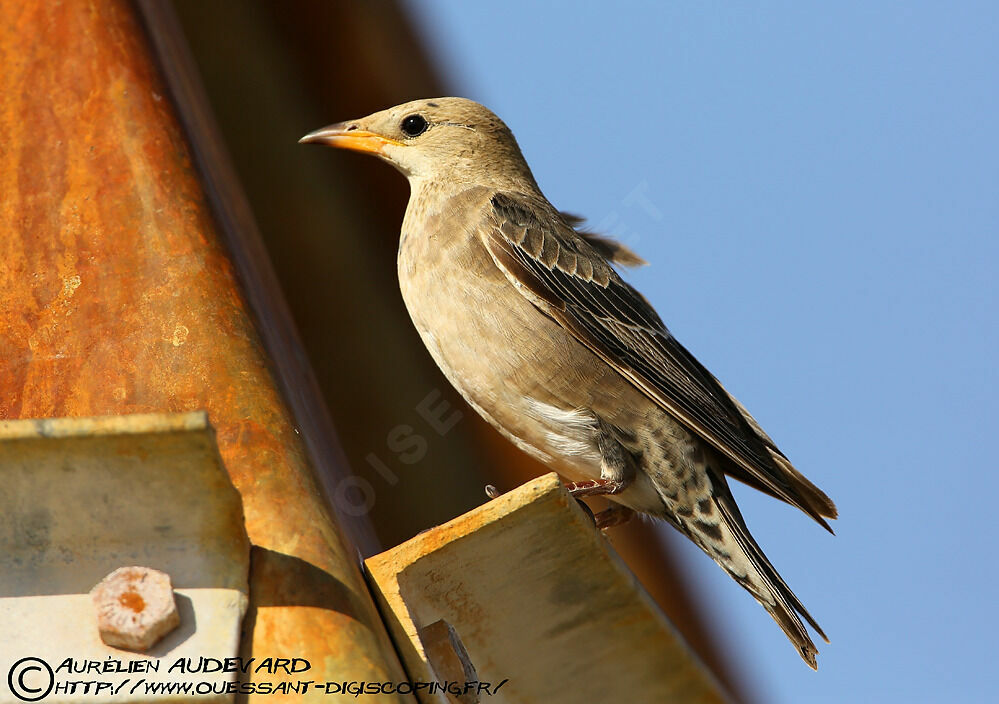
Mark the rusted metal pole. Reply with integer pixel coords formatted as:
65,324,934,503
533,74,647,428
0,1,409,699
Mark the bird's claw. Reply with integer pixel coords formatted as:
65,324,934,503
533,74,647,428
564,478,627,498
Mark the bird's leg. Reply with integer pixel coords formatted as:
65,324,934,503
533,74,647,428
597,420,637,489
565,422,637,497
565,478,627,497
594,504,636,530
487,481,615,528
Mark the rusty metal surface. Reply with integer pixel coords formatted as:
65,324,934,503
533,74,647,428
0,2,408,700
133,0,383,560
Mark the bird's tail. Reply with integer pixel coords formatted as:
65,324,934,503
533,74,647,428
680,472,828,669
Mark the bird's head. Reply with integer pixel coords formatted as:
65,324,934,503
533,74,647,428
300,97,538,190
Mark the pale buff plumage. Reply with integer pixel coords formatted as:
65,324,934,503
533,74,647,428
301,98,836,668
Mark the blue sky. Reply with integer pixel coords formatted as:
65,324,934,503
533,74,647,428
408,2,998,702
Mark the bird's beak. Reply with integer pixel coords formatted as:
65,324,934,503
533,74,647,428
298,122,404,155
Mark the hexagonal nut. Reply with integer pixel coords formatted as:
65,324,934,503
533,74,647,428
91,566,180,652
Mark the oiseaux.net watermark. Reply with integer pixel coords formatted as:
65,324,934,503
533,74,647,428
330,179,666,520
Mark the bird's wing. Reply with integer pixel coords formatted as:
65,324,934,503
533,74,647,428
558,212,648,267
479,192,836,527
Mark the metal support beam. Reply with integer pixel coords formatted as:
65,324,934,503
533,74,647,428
366,474,731,704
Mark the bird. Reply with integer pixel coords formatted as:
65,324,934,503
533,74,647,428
300,97,836,668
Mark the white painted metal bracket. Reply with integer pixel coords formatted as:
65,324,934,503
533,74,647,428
0,412,250,704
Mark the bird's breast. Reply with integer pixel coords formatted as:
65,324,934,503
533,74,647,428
397,193,546,395
396,189,609,474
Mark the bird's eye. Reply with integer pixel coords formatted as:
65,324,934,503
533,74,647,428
400,114,428,137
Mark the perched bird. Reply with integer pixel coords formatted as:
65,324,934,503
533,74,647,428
301,98,836,668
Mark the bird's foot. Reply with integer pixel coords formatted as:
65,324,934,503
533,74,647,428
564,478,627,497
484,484,502,499
593,504,635,530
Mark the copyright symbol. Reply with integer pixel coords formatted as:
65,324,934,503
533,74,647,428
7,658,54,702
